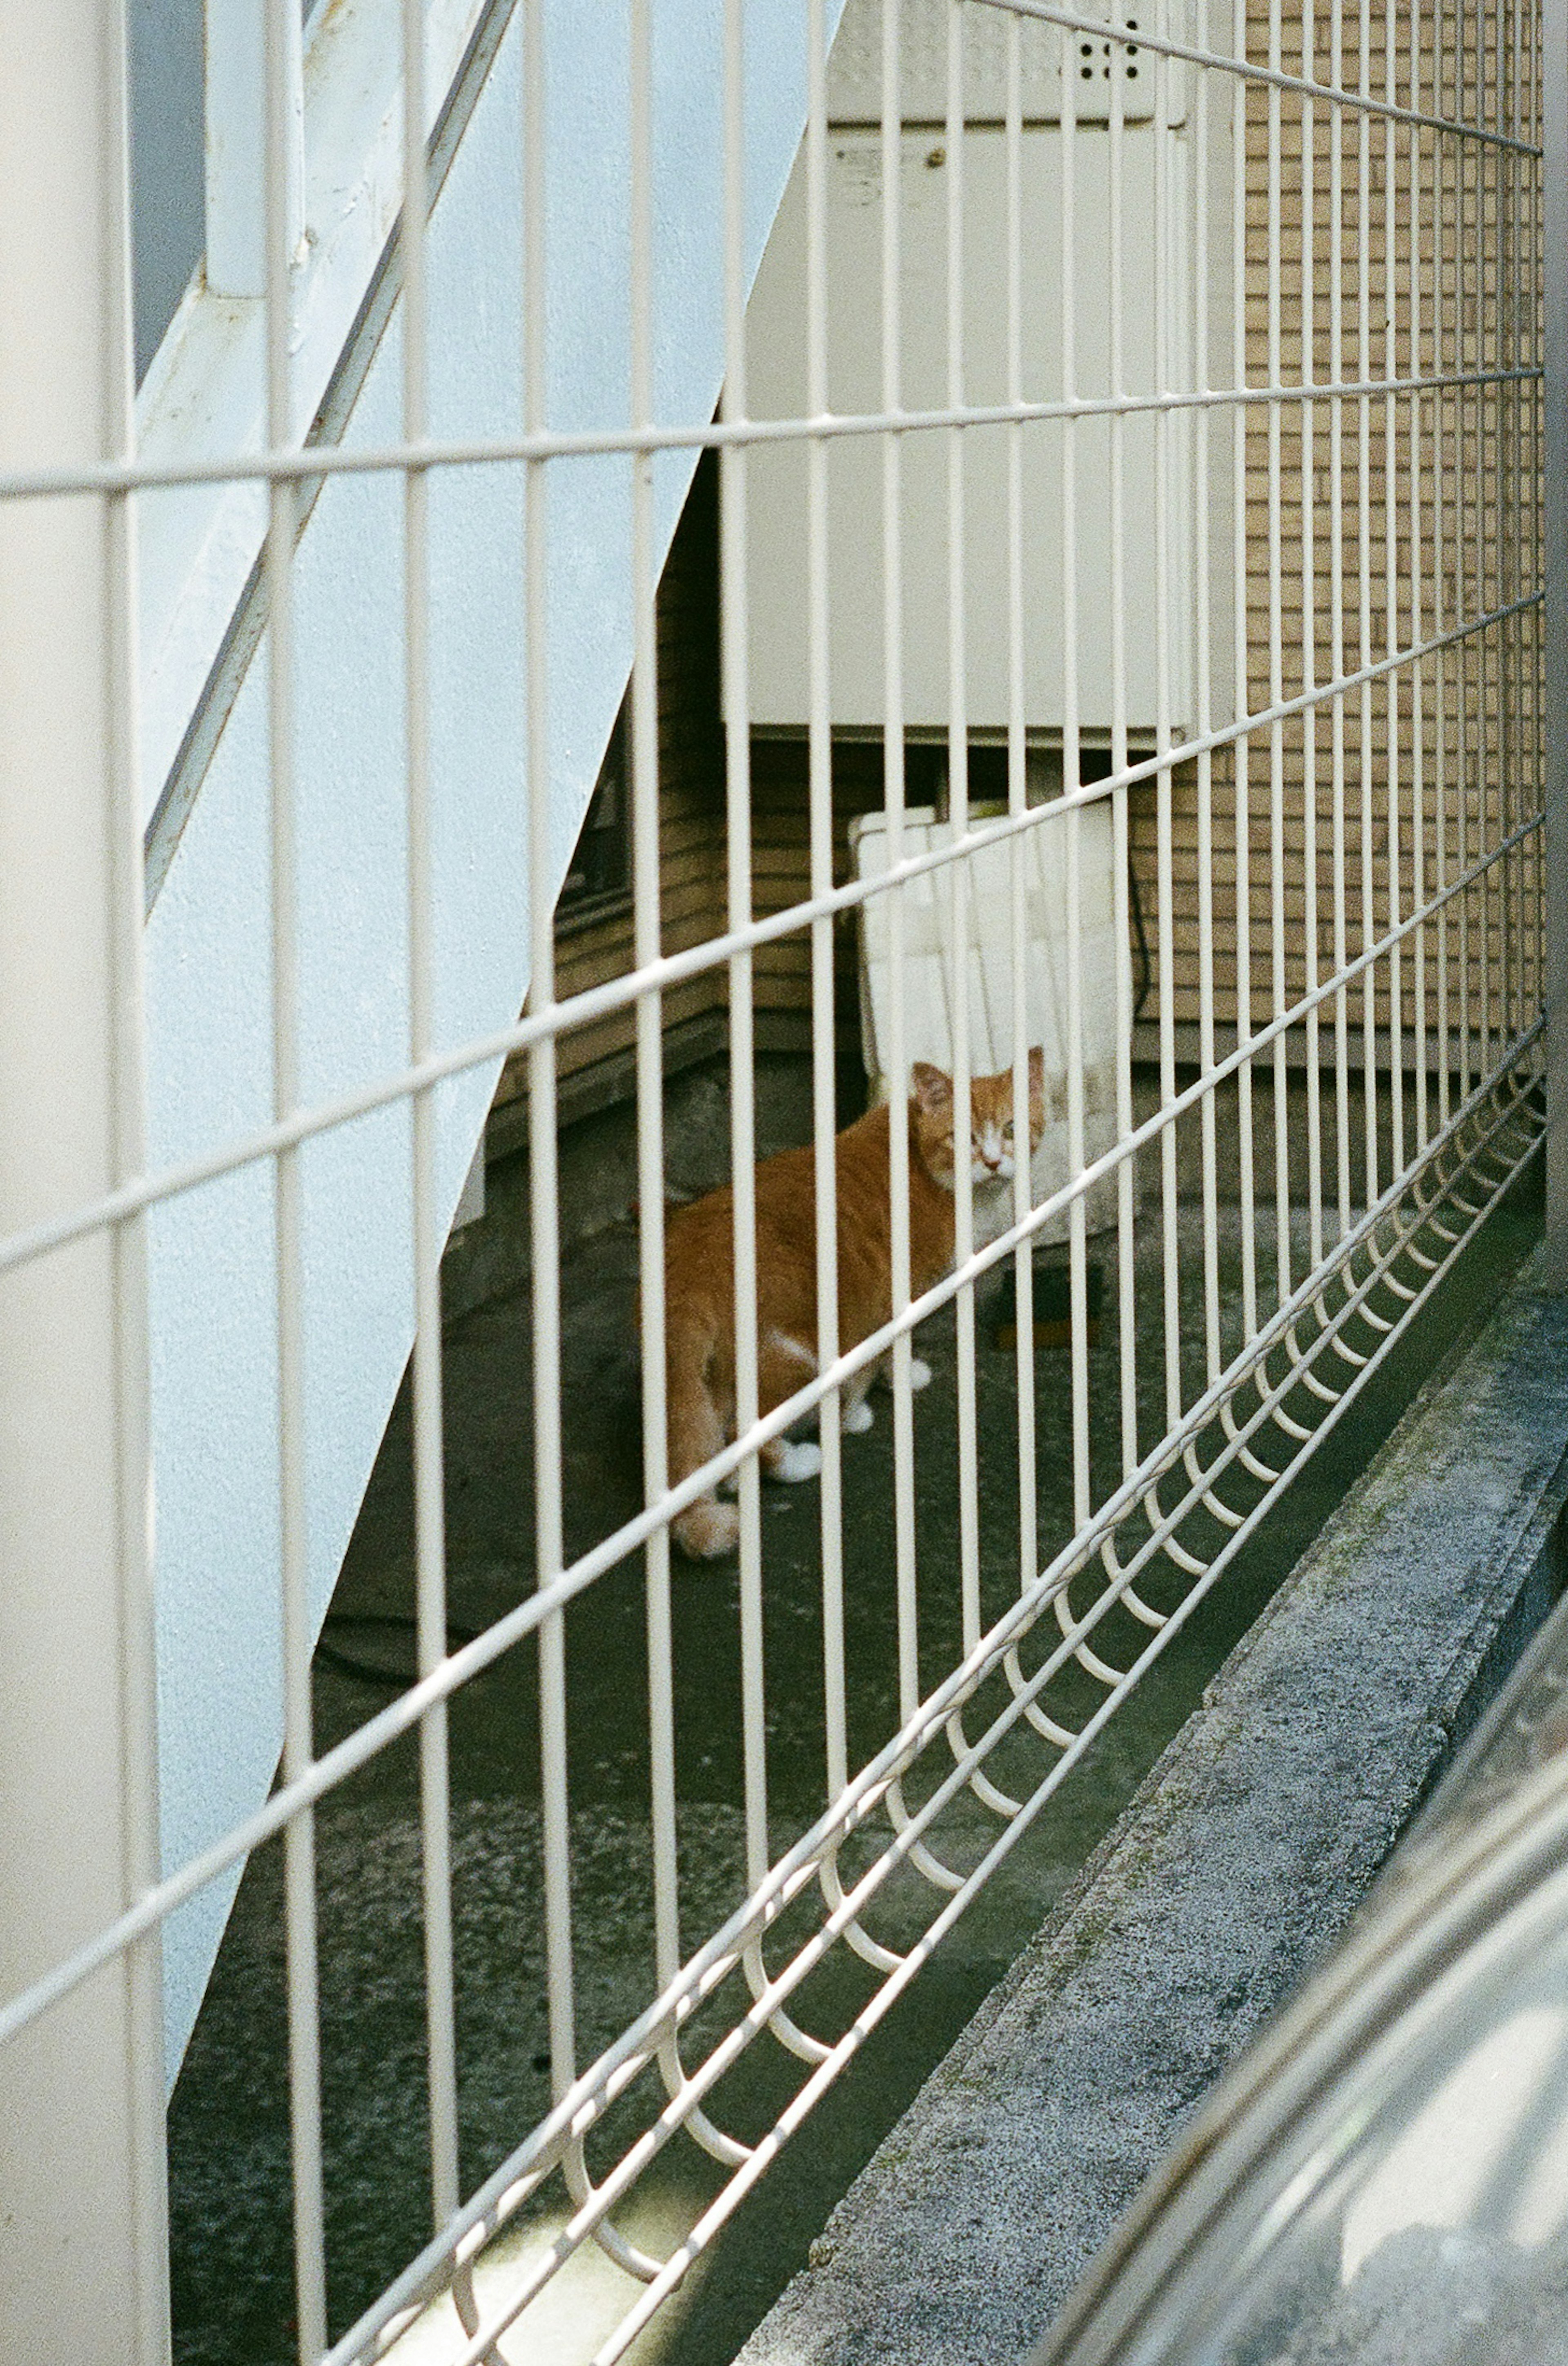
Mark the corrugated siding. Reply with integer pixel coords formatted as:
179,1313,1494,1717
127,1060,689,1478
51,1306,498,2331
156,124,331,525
1129,0,1540,1056
506,0,1539,1133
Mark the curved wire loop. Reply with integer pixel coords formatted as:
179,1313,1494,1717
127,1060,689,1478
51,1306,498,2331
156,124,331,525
562,2135,664,2283
422,1045,1548,2361
1253,1340,1316,1439
1310,1255,1377,1365
885,1777,967,1892
1218,1390,1283,1481
943,1702,1025,1817
1281,1315,1351,1398
1053,1562,1134,1685
1001,1640,1082,1746
655,2035,753,2168
450,2253,507,2364
817,1844,908,1974
1180,1434,1249,1529
741,1937,832,2065
1096,1528,1170,1632
1135,1477,1209,1578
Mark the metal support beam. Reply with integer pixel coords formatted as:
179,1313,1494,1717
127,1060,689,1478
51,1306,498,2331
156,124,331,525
205,0,304,299
1546,0,1568,1284
0,3,170,2360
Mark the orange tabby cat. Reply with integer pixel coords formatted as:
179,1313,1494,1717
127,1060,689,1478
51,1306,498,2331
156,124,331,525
663,1049,1045,1558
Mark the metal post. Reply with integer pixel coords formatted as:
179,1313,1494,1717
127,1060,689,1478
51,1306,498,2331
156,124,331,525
1545,0,1568,1283
0,4,170,2362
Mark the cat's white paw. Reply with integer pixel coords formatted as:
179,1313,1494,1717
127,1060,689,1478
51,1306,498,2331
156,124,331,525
842,1399,875,1434
673,1499,740,1559
908,1357,934,1391
772,1439,823,1483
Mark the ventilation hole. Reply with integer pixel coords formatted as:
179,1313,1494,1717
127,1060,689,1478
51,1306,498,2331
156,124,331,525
1081,40,1094,53
1127,63,1138,75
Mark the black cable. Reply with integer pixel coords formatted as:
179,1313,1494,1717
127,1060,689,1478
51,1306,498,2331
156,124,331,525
1128,847,1153,1023
315,1610,483,1688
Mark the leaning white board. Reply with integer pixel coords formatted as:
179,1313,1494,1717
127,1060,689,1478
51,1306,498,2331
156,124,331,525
851,800,1121,1243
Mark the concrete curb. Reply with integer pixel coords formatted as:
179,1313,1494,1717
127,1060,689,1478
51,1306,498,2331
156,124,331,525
735,1255,1568,2366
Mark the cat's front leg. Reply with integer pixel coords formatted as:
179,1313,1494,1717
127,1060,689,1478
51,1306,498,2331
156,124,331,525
761,1436,823,1483
837,1364,877,1435
871,1347,932,1394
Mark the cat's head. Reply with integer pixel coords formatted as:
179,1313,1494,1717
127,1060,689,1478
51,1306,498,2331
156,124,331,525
909,1050,1045,1192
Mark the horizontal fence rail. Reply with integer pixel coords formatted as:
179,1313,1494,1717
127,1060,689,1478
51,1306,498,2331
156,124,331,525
0,0,1548,2362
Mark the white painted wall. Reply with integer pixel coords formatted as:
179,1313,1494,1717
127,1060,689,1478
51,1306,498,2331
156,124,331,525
148,0,846,2080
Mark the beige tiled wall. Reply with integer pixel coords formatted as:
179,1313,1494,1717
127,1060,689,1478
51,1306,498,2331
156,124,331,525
1131,0,1543,1072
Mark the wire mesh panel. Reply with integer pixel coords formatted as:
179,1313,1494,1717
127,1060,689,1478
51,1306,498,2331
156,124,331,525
0,0,1549,2361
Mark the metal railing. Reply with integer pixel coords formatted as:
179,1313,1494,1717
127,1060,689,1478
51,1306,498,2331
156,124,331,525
0,1,1550,2362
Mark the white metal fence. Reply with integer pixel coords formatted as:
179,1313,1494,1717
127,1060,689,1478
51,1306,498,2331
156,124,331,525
0,0,1551,2360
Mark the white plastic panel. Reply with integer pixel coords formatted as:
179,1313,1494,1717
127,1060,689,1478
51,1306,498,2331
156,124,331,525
826,0,1176,125
744,120,1194,735
852,796,1122,1239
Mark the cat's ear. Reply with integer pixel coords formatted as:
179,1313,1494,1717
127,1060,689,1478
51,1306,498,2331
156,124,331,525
1027,1046,1045,1094
911,1061,953,1114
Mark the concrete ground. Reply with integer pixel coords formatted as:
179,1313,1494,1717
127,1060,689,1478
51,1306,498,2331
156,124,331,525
739,1248,1568,2366
164,1095,1542,2366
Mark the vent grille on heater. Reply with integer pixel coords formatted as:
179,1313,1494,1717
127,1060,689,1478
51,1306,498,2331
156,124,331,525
825,0,1167,127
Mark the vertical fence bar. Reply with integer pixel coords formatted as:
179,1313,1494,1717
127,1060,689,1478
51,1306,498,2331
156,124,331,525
1532,0,1546,1035
632,0,680,2129
882,0,922,1739
522,0,575,2189
1411,0,1429,1158
1301,0,1324,1278
0,7,169,2360
946,0,984,1649
401,0,461,2248
1514,4,1522,1050
1267,0,1290,1310
777,0,850,2041
205,0,303,300
1477,2,1493,1088
1514,0,1523,1024
624,0,702,2153
1061,0,1089,1541
1526,0,1536,1036
1383,0,1403,1179
1544,0,1568,1282
721,0,769,1828
1115,0,1143,1475
1331,0,1352,1234
1472,0,1485,1086
1194,10,1223,1401
1357,0,1379,1207
1006,2,1040,1592
1159,0,1185,1433
266,0,329,2341
1497,3,1508,1064
1435,6,1452,1132
695,0,785,2147
1235,0,1260,1349
1499,0,1515,1063
805,0,846,1895
1457,0,1474,1110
